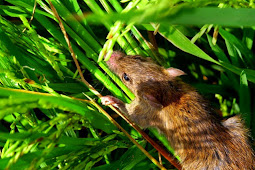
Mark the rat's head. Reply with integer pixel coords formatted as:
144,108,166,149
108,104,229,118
106,51,185,102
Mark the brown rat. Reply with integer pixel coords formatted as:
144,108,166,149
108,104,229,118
101,51,255,169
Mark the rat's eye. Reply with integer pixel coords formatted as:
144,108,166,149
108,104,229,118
132,55,146,62
123,73,130,81
133,56,141,60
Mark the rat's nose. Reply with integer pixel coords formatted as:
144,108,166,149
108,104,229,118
110,51,124,60
105,51,125,66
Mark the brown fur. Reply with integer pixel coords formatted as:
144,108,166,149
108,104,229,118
103,51,255,169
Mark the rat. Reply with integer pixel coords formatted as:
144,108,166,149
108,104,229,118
101,51,255,169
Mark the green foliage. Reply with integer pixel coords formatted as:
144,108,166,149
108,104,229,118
0,0,254,169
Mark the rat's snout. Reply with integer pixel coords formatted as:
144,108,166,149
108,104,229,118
111,51,125,59
105,51,125,68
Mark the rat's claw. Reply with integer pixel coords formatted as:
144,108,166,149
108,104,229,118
101,96,122,107
101,96,114,105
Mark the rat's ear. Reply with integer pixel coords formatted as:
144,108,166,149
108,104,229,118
142,93,163,109
166,67,186,77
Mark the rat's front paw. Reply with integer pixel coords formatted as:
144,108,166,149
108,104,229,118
101,95,123,108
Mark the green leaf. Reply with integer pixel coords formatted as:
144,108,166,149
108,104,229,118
93,143,148,170
0,87,116,133
242,27,255,50
156,24,219,64
219,28,255,67
239,71,251,128
87,6,255,27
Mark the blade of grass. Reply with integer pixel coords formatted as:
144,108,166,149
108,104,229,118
0,26,39,83
61,0,98,40
3,0,53,18
155,24,220,64
48,0,102,53
20,15,64,80
92,143,149,170
219,28,255,67
87,6,255,27
206,34,230,63
242,27,255,50
207,34,239,91
239,71,251,128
